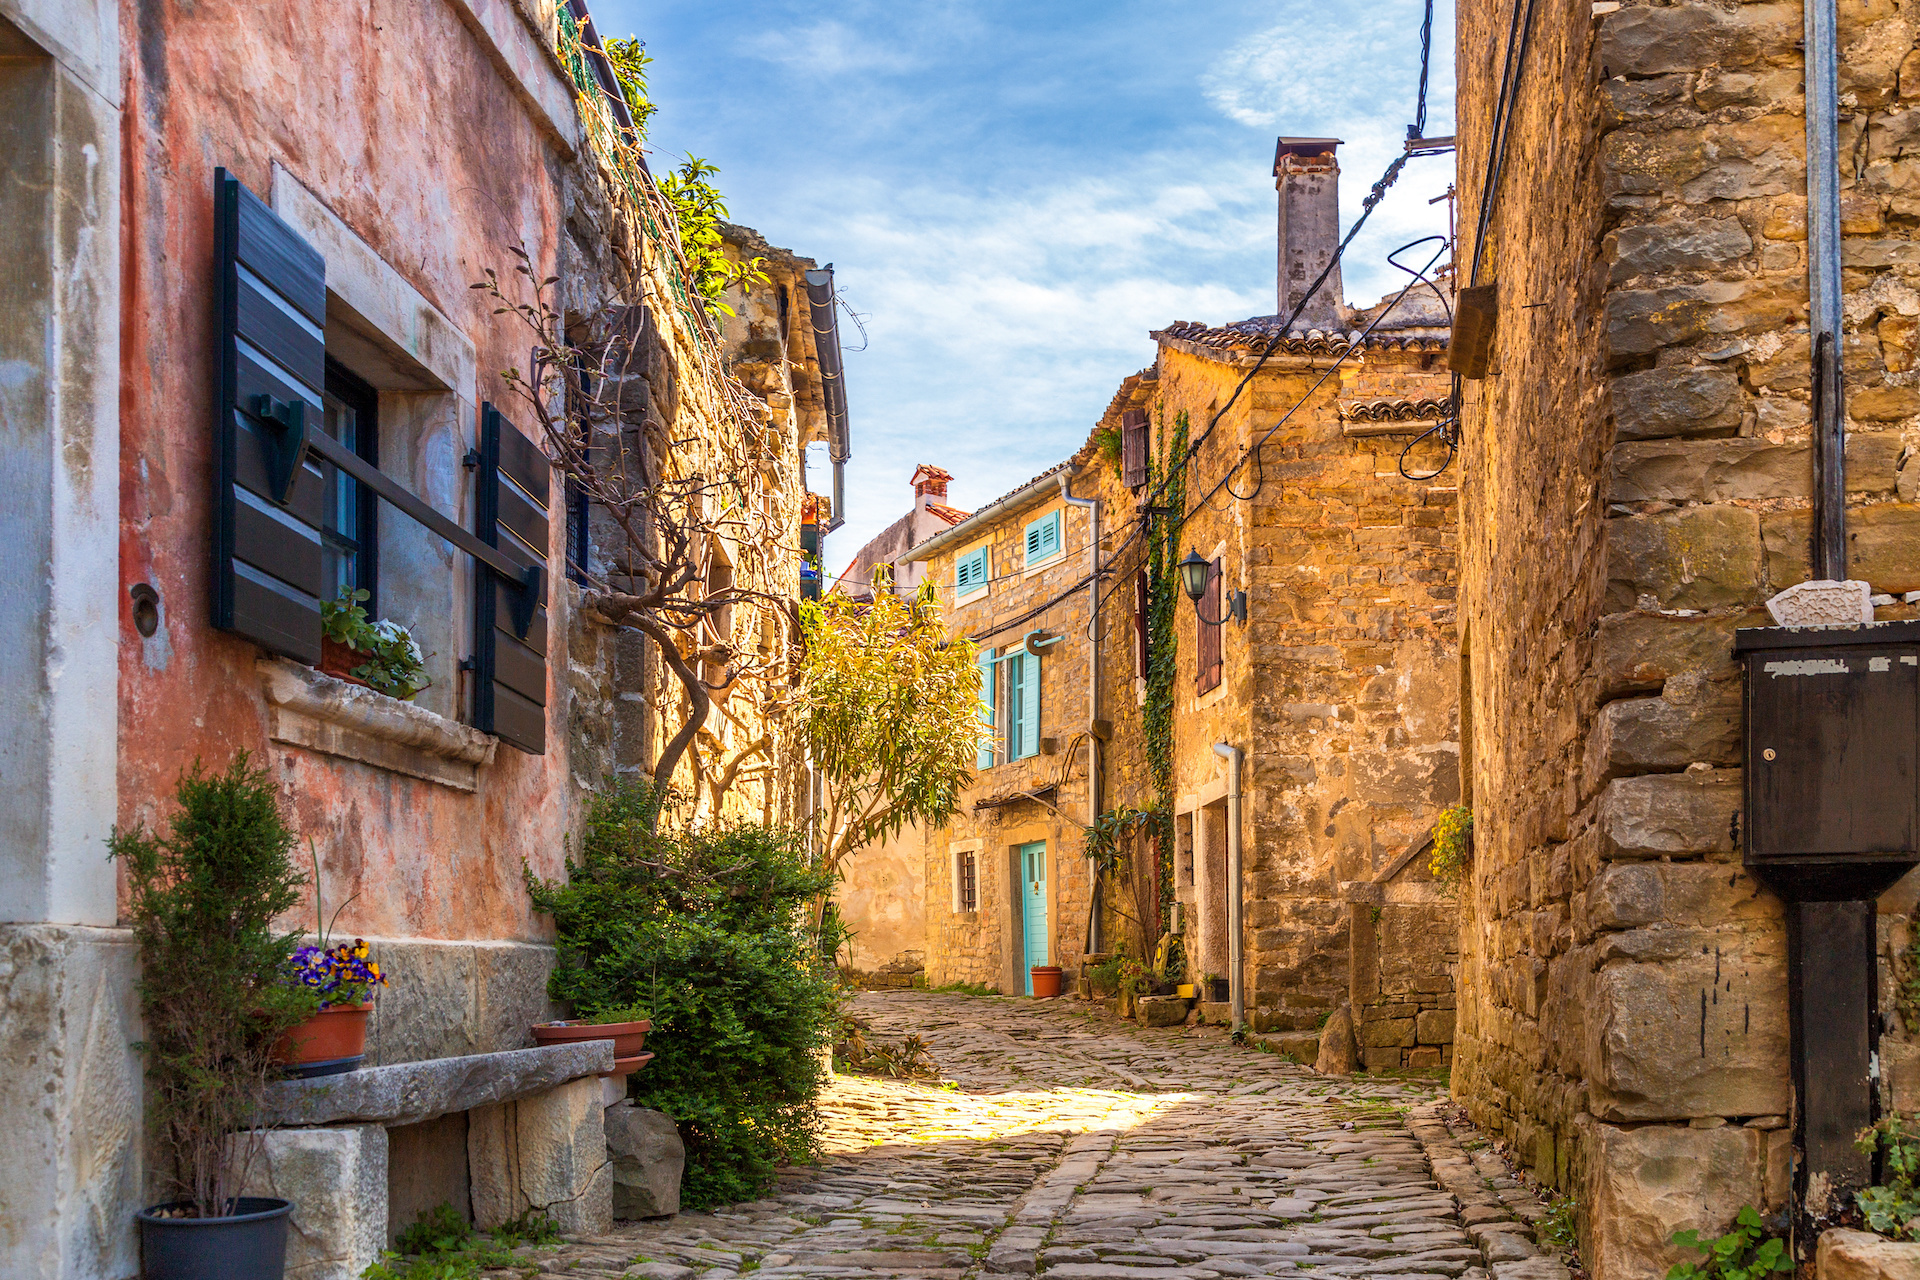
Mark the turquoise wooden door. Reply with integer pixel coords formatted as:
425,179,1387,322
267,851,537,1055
1019,841,1048,994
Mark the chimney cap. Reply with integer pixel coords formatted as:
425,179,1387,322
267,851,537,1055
1273,137,1343,173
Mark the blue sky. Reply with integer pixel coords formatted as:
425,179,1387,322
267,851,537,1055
591,0,1457,561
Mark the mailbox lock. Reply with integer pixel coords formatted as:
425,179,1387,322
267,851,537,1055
1763,748,1777,761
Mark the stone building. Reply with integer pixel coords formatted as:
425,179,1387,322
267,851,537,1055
893,453,1108,994
831,464,972,601
0,1,829,1274
838,139,1463,1047
1447,0,1920,1274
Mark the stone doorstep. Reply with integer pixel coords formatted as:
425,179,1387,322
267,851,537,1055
260,1040,614,1127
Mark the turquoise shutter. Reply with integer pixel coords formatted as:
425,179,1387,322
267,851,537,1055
1014,652,1041,759
977,651,997,770
956,548,987,594
1024,510,1061,566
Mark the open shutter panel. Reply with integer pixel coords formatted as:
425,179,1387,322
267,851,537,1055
1024,511,1061,565
1121,408,1148,489
1132,568,1150,677
472,403,551,755
1198,558,1223,693
977,651,997,770
1017,652,1042,759
213,169,329,663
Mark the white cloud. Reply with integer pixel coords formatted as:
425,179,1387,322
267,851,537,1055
742,20,922,75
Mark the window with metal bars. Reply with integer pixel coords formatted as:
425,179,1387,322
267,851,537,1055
955,848,978,914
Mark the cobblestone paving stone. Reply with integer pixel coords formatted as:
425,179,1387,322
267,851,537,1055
506,992,1567,1280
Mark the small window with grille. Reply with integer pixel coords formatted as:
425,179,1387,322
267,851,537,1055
954,848,978,914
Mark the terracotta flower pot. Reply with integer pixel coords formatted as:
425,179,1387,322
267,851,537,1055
275,1002,372,1078
319,638,373,690
533,1018,651,1058
600,1050,655,1080
1030,966,1064,999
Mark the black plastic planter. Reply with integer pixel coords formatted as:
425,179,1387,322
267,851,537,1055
137,1197,291,1280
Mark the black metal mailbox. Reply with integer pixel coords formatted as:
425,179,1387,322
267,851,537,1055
1734,619,1920,1212
1736,620,1920,902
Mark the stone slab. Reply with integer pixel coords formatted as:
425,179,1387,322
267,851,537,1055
470,1076,612,1235
260,1041,613,1128
1766,579,1874,627
607,1102,685,1219
1817,1228,1920,1280
241,1124,387,1280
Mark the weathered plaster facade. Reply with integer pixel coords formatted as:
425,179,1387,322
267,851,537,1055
1448,0,1920,1273
1,1,820,1271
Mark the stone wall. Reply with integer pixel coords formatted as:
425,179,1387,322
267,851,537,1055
1107,326,1458,1032
1451,0,1920,1274
901,460,1101,995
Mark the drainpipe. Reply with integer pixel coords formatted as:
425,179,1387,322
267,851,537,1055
1213,742,1245,1031
805,267,849,535
1806,0,1846,577
1057,473,1103,952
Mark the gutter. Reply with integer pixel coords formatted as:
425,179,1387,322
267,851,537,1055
898,467,1071,565
1055,473,1104,953
1213,742,1245,1032
805,267,849,535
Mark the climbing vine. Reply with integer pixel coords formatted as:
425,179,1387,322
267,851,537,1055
1141,409,1191,935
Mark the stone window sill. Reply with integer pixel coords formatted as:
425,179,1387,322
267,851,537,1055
259,658,497,791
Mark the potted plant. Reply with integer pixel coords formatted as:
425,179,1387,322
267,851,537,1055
275,842,388,1077
533,1002,652,1061
111,753,318,1280
319,586,431,700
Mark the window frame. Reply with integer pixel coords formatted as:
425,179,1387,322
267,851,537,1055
955,545,990,602
321,357,380,614
1022,508,1064,569
954,847,978,913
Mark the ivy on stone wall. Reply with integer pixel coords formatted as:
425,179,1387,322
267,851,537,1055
1141,409,1191,936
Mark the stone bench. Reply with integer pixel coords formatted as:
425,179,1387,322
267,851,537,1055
244,1042,615,1280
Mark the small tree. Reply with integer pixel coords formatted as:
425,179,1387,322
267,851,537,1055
799,578,980,907
110,753,317,1216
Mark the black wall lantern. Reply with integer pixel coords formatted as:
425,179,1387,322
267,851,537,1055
1178,549,1248,624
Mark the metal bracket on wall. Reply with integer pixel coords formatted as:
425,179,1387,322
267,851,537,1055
248,394,311,506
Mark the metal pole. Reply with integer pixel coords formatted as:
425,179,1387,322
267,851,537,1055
1213,743,1245,1032
1057,474,1104,954
1806,0,1847,580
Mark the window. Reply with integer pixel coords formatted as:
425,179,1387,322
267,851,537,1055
1197,557,1222,694
955,546,989,601
1023,509,1062,567
1005,649,1041,761
321,359,379,609
954,848,978,913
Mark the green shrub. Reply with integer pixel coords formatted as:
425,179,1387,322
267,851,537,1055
109,753,319,1216
1667,1206,1793,1280
1858,1116,1920,1239
526,782,838,1208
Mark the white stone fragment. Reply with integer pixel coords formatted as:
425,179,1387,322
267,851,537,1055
1873,594,1897,607
1764,579,1874,627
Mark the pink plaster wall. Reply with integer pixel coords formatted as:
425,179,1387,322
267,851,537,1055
115,0,575,942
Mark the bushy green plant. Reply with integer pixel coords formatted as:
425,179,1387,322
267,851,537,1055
321,586,430,700
364,1202,556,1279
1666,1206,1793,1280
657,157,769,317
1539,1193,1579,1257
1858,1116,1920,1239
526,782,838,1207
110,753,319,1216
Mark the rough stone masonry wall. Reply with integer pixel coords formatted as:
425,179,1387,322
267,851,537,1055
1140,336,1458,1035
916,479,1099,994
1451,0,1920,1276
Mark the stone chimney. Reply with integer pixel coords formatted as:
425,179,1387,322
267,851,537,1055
911,464,952,504
1274,137,1344,332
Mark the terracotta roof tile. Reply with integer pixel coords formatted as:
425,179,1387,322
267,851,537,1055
1154,318,1448,358
924,503,971,527
1339,397,1453,422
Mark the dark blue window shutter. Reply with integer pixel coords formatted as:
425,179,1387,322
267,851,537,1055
212,169,329,663
472,403,551,755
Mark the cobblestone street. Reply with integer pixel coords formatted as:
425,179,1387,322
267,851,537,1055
523,992,1565,1280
